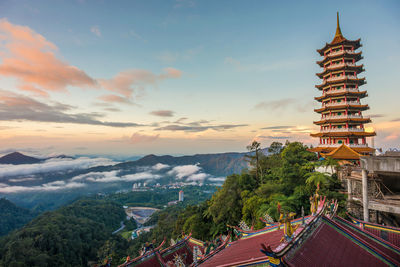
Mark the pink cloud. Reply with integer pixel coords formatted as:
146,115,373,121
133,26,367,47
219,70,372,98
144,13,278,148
98,94,133,105
130,132,160,144
0,19,96,94
98,68,182,98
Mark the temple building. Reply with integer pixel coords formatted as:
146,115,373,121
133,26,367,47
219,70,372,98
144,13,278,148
310,13,376,161
119,196,400,266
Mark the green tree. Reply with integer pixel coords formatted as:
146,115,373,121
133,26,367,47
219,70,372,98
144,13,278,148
246,140,262,184
268,142,283,154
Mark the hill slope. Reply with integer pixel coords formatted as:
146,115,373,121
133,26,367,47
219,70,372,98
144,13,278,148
0,198,37,236
0,199,126,266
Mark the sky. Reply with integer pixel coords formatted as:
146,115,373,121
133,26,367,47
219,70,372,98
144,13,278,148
0,0,399,157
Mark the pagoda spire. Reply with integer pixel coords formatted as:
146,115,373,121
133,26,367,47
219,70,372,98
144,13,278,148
331,12,345,44
335,12,342,39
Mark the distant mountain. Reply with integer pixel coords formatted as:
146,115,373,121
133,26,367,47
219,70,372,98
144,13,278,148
0,198,37,236
0,152,41,165
114,150,272,177
0,152,75,165
85,149,272,177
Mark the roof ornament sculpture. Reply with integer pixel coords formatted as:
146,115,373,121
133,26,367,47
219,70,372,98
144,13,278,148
310,183,320,215
261,212,275,226
277,202,298,242
238,220,251,231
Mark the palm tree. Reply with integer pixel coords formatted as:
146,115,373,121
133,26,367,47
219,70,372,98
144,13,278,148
323,157,339,174
246,140,261,183
305,171,330,188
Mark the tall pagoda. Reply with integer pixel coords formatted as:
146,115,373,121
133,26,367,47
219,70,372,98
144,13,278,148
310,13,376,161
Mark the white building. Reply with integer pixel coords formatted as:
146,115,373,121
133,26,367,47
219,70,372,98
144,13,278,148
179,190,184,202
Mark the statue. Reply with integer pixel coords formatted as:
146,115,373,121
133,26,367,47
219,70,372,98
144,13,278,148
277,202,298,242
310,183,320,215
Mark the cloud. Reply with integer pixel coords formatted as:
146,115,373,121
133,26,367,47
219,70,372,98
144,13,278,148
122,172,161,181
255,98,296,111
0,19,96,95
128,30,146,42
130,132,160,144
104,107,121,112
155,123,247,132
149,110,175,117
368,114,385,118
98,68,182,98
255,98,311,113
8,177,39,182
98,94,134,105
258,135,291,139
261,125,294,130
0,156,116,178
90,26,101,37
71,170,119,181
208,177,226,182
152,163,169,171
0,180,85,193
187,172,208,182
71,170,161,183
174,117,188,123
168,164,201,179
0,90,142,127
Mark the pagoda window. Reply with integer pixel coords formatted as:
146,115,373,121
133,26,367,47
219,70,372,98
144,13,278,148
338,140,343,144
337,99,341,102
338,125,342,128
350,140,354,144
338,112,342,115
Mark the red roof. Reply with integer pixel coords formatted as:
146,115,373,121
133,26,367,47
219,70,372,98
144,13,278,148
348,214,400,248
334,216,400,261
199,228,284,267
284,216,400,266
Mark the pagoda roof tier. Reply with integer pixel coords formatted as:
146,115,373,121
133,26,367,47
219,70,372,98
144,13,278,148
317,51,362,67
310,130,376,138
313,116,371,125
315,76,366,89
314,90,367,101
316,64,364,78
309,146,375,155
321,144,362,160
314,103,369,113
317,39,361,56
316,13,362,56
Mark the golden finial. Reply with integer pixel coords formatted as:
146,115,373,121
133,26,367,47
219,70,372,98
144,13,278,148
331,12,345,44
335,12,343,38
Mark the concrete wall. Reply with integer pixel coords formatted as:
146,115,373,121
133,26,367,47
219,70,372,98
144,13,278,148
361,156,400,173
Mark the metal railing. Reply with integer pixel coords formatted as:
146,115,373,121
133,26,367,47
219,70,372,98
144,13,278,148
320,128,364,133
322,88,358,96
319,114,367,120
325,62,356,70
325,75,358,83
326,50,356,57
324,101,361,107
318,143,368,148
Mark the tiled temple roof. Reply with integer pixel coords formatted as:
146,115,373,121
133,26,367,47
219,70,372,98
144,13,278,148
348,214,400,248
284,216,400,266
